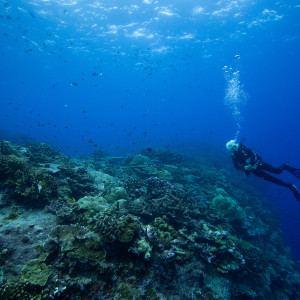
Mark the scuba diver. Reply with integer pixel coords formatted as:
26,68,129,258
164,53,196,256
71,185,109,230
226,139,300,201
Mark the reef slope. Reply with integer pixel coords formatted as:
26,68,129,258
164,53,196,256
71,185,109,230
0,140,299,299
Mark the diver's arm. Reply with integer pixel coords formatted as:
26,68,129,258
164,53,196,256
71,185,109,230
243,164,253,175
232,156,242,170
232,154,251,175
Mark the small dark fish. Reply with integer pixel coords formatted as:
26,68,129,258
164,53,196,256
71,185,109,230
147,148,152,152
29,11,35,18
143,131,147,136
52,84,55,88
82,110,86,113
70,82,78,86
94,144,98,147
92,72,98,76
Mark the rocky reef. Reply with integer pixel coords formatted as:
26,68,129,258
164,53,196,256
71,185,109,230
0,140,299,299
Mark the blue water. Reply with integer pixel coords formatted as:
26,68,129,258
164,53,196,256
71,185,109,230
1,0,300,259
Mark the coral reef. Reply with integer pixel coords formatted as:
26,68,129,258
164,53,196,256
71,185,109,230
25,143,60,165
0,155,57,203
0,141,19,156
0,141,299,299
21,254,52,286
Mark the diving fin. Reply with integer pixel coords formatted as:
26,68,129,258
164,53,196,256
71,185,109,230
290,184,300,201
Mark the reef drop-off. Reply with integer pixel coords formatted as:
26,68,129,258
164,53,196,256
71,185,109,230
0,140,299,299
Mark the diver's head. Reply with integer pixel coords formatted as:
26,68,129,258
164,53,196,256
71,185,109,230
226,139,239,152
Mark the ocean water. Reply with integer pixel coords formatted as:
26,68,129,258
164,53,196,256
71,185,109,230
1,0,300,283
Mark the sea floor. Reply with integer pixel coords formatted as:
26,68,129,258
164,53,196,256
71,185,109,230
0,140,299,299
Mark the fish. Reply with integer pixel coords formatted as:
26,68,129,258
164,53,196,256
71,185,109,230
70,82,78,86
37,183,42,193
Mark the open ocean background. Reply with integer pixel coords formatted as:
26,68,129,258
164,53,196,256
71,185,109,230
1,0,300,260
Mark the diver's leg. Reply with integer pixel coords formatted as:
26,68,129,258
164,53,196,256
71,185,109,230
252,169,288,186
263,161,300,178
260,162,284,174
280,164,300,179
252,169,300,200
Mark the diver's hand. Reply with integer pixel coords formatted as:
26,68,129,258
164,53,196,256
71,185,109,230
244,164,253,171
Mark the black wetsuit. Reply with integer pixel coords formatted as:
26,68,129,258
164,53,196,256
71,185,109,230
232,144,295,188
